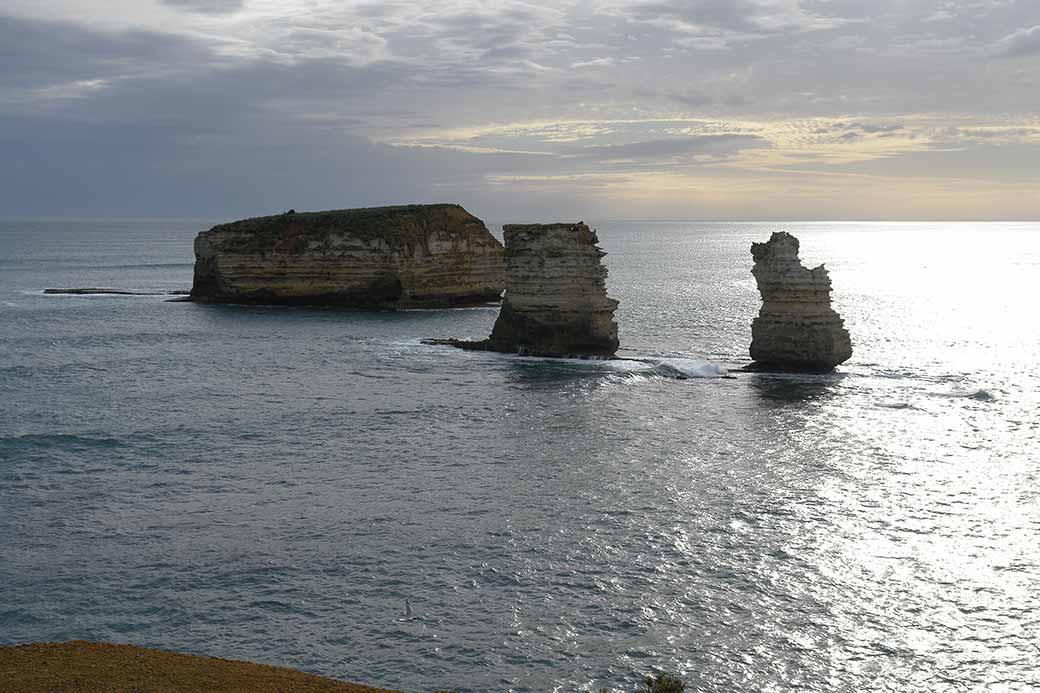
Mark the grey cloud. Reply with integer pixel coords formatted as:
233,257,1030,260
635,0,770,33
0,111,433,218
993,25,1040,57
481,44,535,61
855,122,904,134
0,15,457,216
669,89,750,108
159,0,244,15
0,106,603,220
568,134,767,161
3,1,1040,220
0,15,213,90
0,13,604,219
632,0,833,35
800,0,881,21
818,140,1040,185
670,90,714,108
938,126,1040,142
812,122,905,135
423,8,557,51
571,57,614,68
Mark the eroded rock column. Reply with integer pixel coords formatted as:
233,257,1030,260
488,223,619,357
428,222,619,357
748,231,852,372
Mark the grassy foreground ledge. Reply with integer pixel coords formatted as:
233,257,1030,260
0,641,398,693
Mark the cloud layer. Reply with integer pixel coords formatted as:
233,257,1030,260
1,1,1038,219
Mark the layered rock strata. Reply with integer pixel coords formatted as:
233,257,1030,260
747,231,852,372
190,204,505,308
429,222,619,357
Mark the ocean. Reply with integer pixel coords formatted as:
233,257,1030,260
1,220,1037,692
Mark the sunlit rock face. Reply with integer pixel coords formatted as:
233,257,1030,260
748,231,852,372
190,204,505,308
428,222,619,357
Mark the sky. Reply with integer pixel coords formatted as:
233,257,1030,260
2,0,1038,221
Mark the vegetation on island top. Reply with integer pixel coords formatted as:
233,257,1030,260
204,204,487,254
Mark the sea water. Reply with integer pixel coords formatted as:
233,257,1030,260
1,220,1038,692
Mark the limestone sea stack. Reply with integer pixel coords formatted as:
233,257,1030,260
190,204,505,308
748,231,852,372
428,222,620,358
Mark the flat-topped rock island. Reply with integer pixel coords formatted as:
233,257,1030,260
190,204,505,308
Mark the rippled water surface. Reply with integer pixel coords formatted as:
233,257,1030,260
1,220,1038,692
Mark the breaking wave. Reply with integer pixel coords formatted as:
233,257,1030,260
602,357,729,379
646,358,729,379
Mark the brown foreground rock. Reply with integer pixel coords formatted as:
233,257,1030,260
191,204,505,308
0,641,398,693
747,231,852,372
426,222,619,358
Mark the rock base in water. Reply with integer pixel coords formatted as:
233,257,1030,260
748,231,852,372
427,222,619,358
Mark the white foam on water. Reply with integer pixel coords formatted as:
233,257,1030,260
934,387,999,402
418,342,729,378
536,355,729,379
601,359,652,372
653,358,729,379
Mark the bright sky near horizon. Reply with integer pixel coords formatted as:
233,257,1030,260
2,1,1039,220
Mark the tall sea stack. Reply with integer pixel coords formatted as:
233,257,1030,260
748,231,852,372
427,222,620,358
190,204,505,308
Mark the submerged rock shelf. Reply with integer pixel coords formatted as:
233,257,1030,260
44,288,189,296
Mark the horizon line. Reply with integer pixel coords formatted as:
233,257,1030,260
2,216,1039,225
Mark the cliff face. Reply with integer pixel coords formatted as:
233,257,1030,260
487,223,619,356
748,231,852,372
429,223,619,357
190,204,505,308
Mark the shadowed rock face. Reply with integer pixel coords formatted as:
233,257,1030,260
190,204,505,308
490,223,619,356
428,222,619,357
748,231,852,372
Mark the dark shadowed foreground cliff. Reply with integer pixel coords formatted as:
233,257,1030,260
0,642,397,692
191,204,504,308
